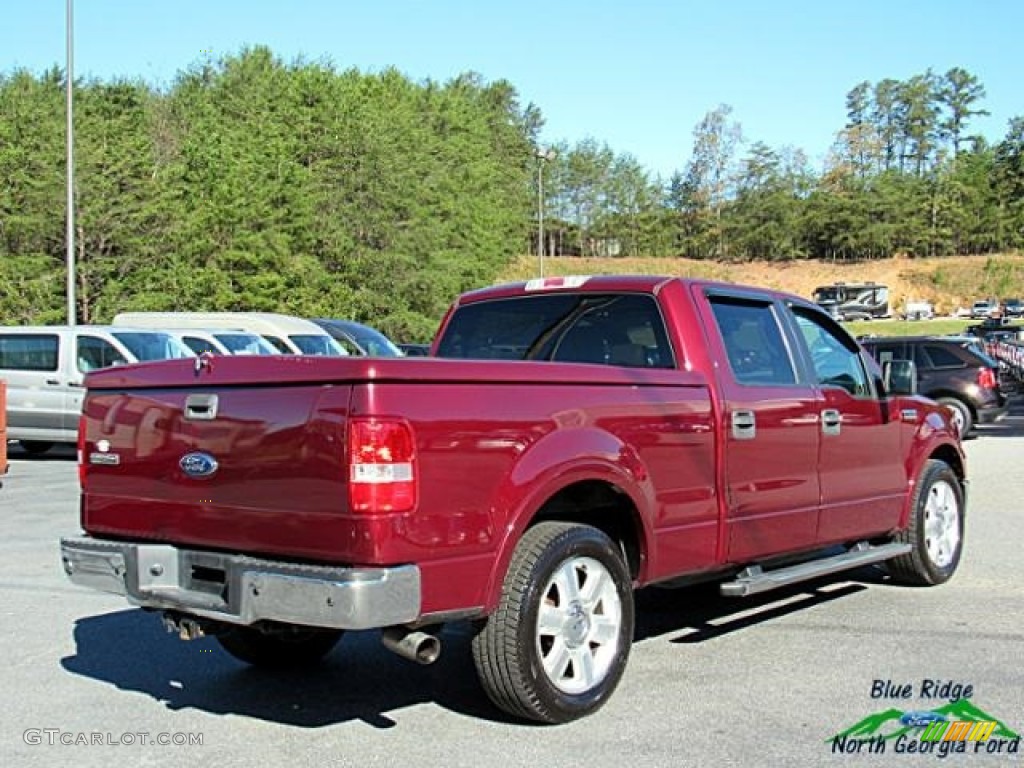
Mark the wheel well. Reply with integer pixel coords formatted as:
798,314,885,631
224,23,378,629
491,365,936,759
930,444,966,487
529,480,645,580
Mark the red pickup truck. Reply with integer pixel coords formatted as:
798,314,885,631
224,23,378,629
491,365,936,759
61,275,966,724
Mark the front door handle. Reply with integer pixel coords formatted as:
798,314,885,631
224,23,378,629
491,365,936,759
822,409,841,436
731,410,756,440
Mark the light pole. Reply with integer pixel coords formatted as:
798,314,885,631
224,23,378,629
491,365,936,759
535,147,555,277
66,0,76,325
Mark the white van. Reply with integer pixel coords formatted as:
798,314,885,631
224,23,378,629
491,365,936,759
112,312,345,356
0,325,194,453
161,329,279,356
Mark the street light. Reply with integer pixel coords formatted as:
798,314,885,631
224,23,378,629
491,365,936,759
535,147,556,277
66,0,75,325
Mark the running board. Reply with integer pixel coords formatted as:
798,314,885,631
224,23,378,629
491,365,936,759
719,541,912,597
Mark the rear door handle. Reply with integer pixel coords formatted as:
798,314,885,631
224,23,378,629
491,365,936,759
822,409,841,436
731,410,756,440
45,379,60,386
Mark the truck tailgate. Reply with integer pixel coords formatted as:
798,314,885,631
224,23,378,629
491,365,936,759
80,379,359,563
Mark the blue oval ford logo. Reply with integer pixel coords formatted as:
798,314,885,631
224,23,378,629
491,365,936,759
179,452,219,478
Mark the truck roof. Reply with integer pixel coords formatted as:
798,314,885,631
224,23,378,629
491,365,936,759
455,275,807,306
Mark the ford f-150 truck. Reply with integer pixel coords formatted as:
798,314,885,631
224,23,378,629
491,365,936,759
61,275,966,724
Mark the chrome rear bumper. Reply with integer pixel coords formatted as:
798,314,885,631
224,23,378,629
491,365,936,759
60,536,421,631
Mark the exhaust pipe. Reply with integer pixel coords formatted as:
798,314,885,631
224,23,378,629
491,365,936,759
381,627,441,665
162,612,207,641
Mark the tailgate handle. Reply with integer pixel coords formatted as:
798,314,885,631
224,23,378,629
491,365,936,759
821,409,842,436
731,410,756,440
184,394,219,421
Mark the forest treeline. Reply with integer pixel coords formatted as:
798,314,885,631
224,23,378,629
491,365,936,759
1,48,1022,338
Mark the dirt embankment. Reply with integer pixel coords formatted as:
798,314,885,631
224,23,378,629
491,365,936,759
502,253,1024,315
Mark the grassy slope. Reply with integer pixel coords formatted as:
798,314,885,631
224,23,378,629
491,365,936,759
497,253,1024,337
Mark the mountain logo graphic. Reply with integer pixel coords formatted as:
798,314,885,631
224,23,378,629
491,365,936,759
829,699,1020,743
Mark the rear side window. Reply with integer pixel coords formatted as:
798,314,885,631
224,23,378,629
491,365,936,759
919,344,965,369
708,298,796,386
291,335,345,356
436,293,675,368
215,333,277,355
0,334,59,371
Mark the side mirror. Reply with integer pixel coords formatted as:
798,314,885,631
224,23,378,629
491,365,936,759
882,359,917,395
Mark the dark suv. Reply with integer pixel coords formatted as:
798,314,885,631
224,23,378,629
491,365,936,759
860,336,1007,437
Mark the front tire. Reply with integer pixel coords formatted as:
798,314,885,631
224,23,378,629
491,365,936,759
887,460,964,586
217,626,342,668
472,522,634,724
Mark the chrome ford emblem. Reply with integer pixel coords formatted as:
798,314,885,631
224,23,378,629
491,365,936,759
179,452,219,478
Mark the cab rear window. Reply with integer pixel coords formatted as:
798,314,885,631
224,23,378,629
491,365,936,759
436,293,675,368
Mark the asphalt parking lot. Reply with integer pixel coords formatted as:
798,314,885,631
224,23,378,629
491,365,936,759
2,407,1023,768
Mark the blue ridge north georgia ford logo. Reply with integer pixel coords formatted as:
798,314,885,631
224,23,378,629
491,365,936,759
179,452,219,478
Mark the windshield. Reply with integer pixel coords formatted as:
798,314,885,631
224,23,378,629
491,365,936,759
215,333,279,355
112,332,194,361
292,335,347,356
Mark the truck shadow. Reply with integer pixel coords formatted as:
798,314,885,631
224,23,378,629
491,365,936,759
634,568,877,643
60,568,884,728
60,611,499,728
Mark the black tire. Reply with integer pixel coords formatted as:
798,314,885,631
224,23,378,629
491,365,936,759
936,397,972,438
217,626,342,668
19,440,54,455
887,460,964,586
472,522,634,724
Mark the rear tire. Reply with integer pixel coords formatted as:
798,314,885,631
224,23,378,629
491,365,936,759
936,397,972,438
887,460,964,586
472,522,634,724
19,440,54,455
217,626,342,668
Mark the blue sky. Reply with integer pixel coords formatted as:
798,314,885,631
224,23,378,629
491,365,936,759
2,1,1021,179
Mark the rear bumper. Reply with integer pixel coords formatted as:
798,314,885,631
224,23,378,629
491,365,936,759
977,401,1009,425
59,536,421,631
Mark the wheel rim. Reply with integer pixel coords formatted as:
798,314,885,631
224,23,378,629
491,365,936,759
923,479,960,568
535,556,622,694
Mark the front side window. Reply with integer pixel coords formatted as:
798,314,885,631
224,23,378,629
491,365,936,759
793,310,871,397
181,336,221,356
77,336,128,372
710,298,796,386
112,332,193,361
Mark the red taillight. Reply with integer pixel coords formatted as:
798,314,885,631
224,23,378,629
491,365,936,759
978,367,997,390
348,418,417,513
77,414,87,488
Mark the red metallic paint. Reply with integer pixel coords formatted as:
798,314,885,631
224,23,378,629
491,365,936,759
78,276,965,621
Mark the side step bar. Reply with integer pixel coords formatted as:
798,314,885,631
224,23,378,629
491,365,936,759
720,541,911,597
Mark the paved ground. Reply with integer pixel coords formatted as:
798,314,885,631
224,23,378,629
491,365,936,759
2,408,1022,767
